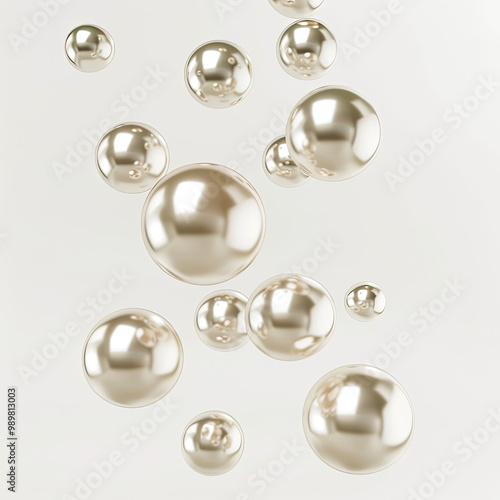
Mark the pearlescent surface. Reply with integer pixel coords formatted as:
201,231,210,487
65,25,114,72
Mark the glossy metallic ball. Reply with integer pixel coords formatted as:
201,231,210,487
286,87,381,181
269,0,324,18
142,163,265,285
246,274,335,361
65,25,114,72
185,41,253,108
263,136,309,188
303,365,414,474
195,290,249,351
277,20,337,80
345,282,386,321
83,309,183,408
96,123,169,193
182,411,244,475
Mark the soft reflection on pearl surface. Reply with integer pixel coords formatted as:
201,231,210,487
263,136,309,188
185,41,253,108
182,411,244,475
269,0,324,18
303,365,414,474
246,274,335,361
195,290,248,351
65,25,114,72
277,20,337,79
345,282,386,321
142,163,265,285
83,309,183,408
96,123,169,193
286,87,381,181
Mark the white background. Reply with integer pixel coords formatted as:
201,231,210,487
2,0,500,499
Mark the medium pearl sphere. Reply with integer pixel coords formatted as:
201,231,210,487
185,41,253,108
345,282,386,321
182,411,244,475
269,0,324,18
246,274,335,361
195,290,249,351
263,136,309,188
83,309,183,408
142,163,265,285
65,25,114,72
303,365,414,474
277,20,337,80
96,123,169,193
286,87,381,181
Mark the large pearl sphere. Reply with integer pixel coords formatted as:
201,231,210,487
263,136,309,188
185,41,253,108
96,123,169,193
246,274,335,361
65,25,114,72
142,163,265,285
182,411,244,475
286,87,381,181
195,290,249,351
303,365,414,474
83,309,183,408
277,20,337,80
345,282,386,321
269,0,324,18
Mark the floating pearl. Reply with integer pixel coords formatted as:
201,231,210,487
185,41,253,108
263,136,309,188
65,25,114,72
277,20,337,79
286,87,381,181
142,163,265,285
345,282,386,321
96,123,169,193
303,365,414,473
182,411,244,475
83,309,183,408
246,274,335,361
268,0,324,18
195,290,249,351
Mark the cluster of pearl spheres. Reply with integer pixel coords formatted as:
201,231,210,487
67,0,413,480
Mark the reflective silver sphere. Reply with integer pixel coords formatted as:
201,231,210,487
303,365,414,474
277,20,337,79
195,290,249,351
263,136,309,188
246,274,335,361
269,0,324,18
83,309,183,408
182,411,244,475
142,163,265,285
96,123,169,193
286,87,381,181
345,282,386,321
185,41,253,108
65,25,114,72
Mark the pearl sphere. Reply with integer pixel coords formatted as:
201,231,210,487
269,0,324,18
345,282,386,321
65,25,114,72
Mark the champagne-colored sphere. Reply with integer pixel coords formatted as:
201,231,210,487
65,25,114,72
345,282,386,321
269,0,324,18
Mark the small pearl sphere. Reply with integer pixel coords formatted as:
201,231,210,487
195,290,249,351
65,25,114,72
286,87,381,181
96,123,169,193
303,365,414,474
142,163,265,285
269,0,324,18
246,274,335,361
83,309,183,408
185,41,253,108
182,411,244,475
263,136,309,188
345,282,386,321
277,20,337,80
